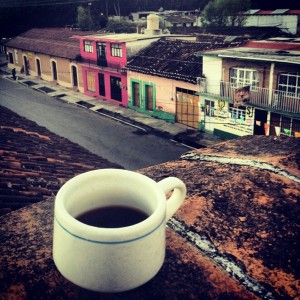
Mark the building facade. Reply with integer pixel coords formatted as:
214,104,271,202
75,33,161,106
127,71,200,126
4,27,299,140
197,39,300,139
244,9,300,35
126,36,245,129
4,28,93,92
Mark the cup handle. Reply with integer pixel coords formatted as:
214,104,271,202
158,177,186,221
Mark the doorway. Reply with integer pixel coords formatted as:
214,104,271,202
72,65,78,87
176,88,199,129
98,73,105,96
110,76,122,102
36,59,41,77
145,84,153,111
23,56,29,75
254,109,268,135
8,52,13,64
132,82,140,107
51,61,57,81
204,99,215,132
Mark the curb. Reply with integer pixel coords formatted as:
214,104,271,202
1,67,223,149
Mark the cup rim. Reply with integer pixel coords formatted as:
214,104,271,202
54,169,166,243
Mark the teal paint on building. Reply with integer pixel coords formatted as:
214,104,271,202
129,78,176,123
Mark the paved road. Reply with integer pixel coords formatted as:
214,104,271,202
0,77,190,170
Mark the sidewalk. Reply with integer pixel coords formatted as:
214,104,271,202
0,59,224,148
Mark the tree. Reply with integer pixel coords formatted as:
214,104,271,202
77,5,93,30
201,0,250,28
106,20,137,33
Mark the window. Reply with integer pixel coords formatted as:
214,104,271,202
270,113,300,136
230,68,259,90
176,88,197,97
84,40,93,53
278,73,300,97
205,100,215,117
111,43,122,57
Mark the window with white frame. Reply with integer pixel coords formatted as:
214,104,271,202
278,73,300,97
84,40,93,53
230,68,259,90
111,43,122,57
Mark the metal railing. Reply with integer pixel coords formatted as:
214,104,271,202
218,81,300,114
78,57,124,72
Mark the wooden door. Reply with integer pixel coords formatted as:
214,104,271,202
176,91,199,128
132,82,140,107
145,85,153,111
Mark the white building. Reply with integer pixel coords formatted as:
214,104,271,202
244,9,300,35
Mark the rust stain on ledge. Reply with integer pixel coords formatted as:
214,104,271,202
0,105,299,299
141,135,300,299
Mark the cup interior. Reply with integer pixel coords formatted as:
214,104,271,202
58,170,162,226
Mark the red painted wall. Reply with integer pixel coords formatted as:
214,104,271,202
78,37,128,106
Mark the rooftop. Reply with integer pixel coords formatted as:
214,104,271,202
0,105,122,216
163,14,196,24
125,35,245,84
0,104,299,299
245,9,300,15
199,42,300,65
77,32,163,42
202,26,288,39
4,28,96,60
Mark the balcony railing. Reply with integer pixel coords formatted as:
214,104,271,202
218,81,300,115
78,57,124,72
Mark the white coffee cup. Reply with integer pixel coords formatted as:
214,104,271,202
53,169,186,293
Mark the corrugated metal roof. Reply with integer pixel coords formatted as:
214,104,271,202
257,10,273,15
287,9,300,14
271,9,289,14
163,14,196,24
200,46,300,65
244,9,260,15
245,9,300,15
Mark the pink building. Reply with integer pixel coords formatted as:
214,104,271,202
75,33,161,106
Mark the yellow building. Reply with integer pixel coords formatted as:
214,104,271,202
5,28,94,93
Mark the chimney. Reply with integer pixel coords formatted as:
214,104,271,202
144,14,162,35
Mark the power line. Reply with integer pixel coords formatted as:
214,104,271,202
0,0,101,8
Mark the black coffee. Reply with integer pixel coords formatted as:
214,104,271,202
75,205,149,228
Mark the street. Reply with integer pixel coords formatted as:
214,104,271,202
0,77,190,170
